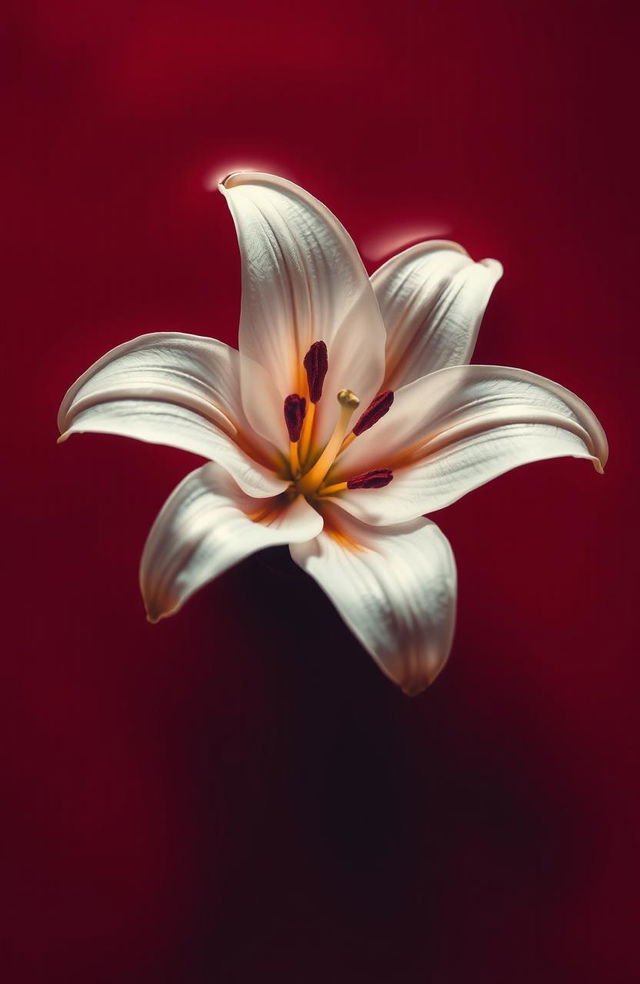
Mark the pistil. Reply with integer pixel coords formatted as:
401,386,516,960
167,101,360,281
297,389,360,495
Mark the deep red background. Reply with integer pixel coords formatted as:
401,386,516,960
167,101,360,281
2,1,638,981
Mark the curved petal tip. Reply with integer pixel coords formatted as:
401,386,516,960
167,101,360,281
216,171,241,193
482,257,504,279
399,657,449,695
215,169,266,194
203,169,248,193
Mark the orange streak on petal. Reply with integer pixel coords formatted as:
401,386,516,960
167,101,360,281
319,508,367,553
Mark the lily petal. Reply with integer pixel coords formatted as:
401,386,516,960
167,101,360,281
58,332,287,498
141,463,323,623
332,365,608,525
372,241,503,389
220,172,386,450
291,504,456,695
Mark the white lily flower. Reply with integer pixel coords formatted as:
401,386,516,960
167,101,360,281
58,172,608,695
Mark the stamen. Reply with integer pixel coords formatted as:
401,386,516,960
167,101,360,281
303,341,328,403
284,394,306,443
284,393,306,475
347,469,393,489
320,468,394,496
297,389,360,495
352,390,394,436
299,342,328,464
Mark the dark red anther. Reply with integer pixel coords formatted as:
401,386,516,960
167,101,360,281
347,469,393,489
283,394,306,442
352,390,394,436
303,340,328,403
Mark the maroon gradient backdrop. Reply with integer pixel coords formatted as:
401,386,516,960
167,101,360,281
2,1,638,981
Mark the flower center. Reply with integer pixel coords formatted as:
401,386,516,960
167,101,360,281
283,342,394,499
